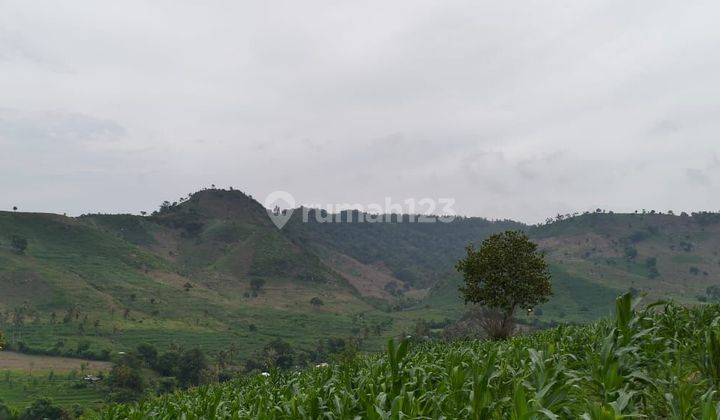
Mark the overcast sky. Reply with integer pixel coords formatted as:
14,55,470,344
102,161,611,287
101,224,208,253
1,0,719,223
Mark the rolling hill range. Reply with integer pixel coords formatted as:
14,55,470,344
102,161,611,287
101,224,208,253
1,188,719,361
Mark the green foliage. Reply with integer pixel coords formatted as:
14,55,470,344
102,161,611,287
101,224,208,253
623,246,638,260
0,400,15,420
108,355,145,399
249,278,265,293
94,299,720,418
177,348,208,387
707,286,720,302
261,339,295,370
457,231,552,330
699,329,720,386
19,398,68,420
155,350,181,377
135,343,158,368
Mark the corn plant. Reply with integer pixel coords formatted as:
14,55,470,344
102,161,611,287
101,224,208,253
93,296,720,419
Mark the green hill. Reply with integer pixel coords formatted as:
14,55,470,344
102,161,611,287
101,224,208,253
529,211,720,320
1,189,719,363
0,190,395,361
288,209,720,324
92,295,720,418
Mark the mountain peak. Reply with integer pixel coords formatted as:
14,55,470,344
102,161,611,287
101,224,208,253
153,188,270,226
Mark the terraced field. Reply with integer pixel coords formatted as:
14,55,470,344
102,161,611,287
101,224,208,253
0,352,110,411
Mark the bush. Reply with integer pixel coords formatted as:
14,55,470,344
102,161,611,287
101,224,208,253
156,350,181,377
707,285,720,301
10,235,28,254
250,278,265,294
137,343,158,368
0,400,16,420
109,363,145,393
19,398,67,420
623,246,638,260
157,377,178,395
261,339,295,370
178,348,209,387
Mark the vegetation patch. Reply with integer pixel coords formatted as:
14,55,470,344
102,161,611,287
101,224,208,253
94,296,720,418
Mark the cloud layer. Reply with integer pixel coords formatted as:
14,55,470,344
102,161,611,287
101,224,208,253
1,0,719,221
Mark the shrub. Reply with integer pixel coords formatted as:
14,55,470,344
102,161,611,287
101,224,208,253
19,398,67,420
178,348,208,387
10,235,28,254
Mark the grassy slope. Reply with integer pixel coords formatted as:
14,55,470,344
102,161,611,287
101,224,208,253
530,212,720,317
0,192,397,364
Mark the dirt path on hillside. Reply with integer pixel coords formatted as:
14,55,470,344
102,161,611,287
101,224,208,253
0,351,112,373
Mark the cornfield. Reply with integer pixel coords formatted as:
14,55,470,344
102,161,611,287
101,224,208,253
96,294,720,419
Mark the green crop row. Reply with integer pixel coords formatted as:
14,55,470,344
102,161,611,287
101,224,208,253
95,295,720,418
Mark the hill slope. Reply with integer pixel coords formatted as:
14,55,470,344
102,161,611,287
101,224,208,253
0,191,398,359
288,209,720,324
1,189,719,360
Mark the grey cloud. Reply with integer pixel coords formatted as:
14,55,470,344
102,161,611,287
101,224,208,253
0,108,126,145
0,0,719,221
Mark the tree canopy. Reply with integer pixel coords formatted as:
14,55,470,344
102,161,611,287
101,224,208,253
456,230,551,338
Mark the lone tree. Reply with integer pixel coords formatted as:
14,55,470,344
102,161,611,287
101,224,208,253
456,230,551,340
